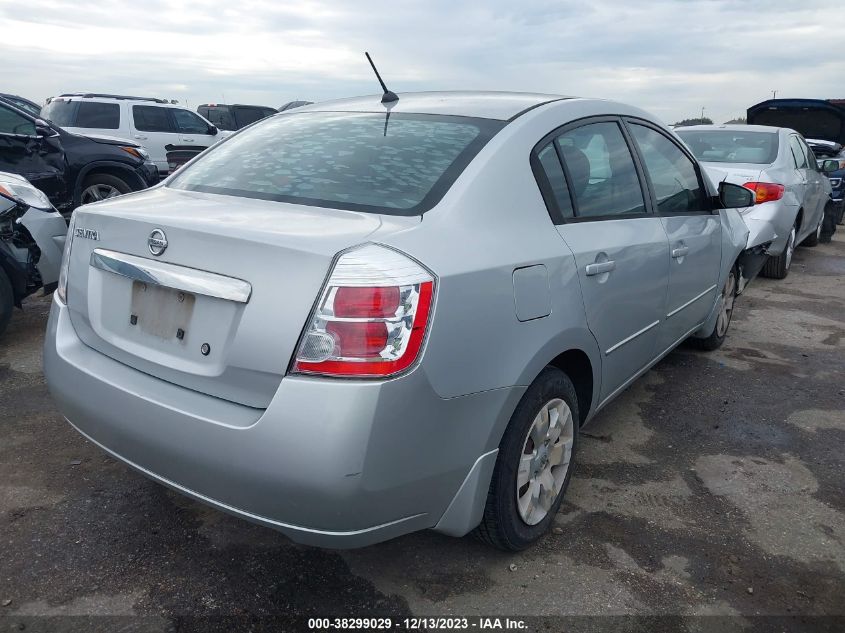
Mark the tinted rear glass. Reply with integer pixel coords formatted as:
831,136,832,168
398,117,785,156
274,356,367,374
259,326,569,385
232,106,276,129
677,129,779,164
40,99,77,126
133,105,173,132
75,102,120,129
168,112,503,215
201,106,236,130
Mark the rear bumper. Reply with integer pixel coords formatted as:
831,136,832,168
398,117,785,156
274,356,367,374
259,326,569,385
44,299,521,548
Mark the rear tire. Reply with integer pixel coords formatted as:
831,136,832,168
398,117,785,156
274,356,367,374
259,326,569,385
761,223,796,280
688,266,737,352
0,268,13,338
802,217,822,247
80,173,132,205
474,367,579,551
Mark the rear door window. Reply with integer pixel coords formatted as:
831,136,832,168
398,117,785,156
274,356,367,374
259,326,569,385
133,106,174,132
168,112,503,215
555,121,647,218
75,102,120,129
629,124,707,214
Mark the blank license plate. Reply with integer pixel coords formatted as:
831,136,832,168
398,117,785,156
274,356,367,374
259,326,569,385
130,281,196,342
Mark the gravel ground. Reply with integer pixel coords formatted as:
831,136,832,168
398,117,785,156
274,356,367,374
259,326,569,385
1,232,843,632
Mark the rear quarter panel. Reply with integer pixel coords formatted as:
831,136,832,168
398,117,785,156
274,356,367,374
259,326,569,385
381,100,622,421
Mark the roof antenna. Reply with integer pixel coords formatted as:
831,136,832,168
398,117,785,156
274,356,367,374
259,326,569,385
365,52,398,104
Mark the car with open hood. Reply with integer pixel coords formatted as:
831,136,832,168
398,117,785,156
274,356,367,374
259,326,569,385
44,91,753,550
748,98,845,233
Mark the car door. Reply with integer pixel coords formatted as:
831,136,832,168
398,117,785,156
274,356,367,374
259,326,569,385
0,103,67,205
129,104,175,175
172,109,218,150
533,117,670,404
786,134,819,238
626,120,722,353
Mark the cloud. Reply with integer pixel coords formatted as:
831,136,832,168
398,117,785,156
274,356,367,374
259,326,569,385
0,0,840,123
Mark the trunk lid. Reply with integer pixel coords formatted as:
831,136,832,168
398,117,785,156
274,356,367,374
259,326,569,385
65,187,418,408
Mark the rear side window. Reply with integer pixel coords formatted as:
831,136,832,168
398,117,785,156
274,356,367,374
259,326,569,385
788,136,809,169
133,105,173,132
0,104,35,135
629,124,706,214
168,112,503,215
555,121,646,218
75,102,120,129
535,144,574,220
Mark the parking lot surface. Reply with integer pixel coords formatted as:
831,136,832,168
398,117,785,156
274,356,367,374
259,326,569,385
1,234,843,632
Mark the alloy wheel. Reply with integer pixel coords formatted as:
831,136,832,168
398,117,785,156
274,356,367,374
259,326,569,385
81,184,122,204
516,398,574,525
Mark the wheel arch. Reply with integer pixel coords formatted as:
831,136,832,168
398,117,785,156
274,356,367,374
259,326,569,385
73,161,145,206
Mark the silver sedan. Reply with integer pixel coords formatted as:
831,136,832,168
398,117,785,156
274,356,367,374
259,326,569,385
677,125,831,279
45,92,752,550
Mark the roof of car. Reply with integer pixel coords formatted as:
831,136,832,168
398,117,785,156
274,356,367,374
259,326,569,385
675,124,786,134
291,91,571,121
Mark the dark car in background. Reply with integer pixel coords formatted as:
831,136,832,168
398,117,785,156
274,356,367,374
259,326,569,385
748,98,845,230
197,103,277,131
0,93,42,117
0,98,158,217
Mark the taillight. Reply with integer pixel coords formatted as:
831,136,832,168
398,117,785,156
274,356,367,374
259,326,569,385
56,212,76,303
292,244,435,378
742,182,785,204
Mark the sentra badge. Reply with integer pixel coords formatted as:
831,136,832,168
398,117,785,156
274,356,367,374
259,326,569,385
74,227,99,241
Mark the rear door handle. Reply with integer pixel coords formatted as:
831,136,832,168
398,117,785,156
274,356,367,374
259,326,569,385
585,261,615,276
183,138,194,142
133,134,147,140
672,246,689,259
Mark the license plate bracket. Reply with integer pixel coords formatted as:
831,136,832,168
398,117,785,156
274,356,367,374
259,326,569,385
130,281,196,342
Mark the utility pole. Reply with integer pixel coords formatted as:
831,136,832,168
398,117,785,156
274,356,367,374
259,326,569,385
772,90,777,99
700,106,705,121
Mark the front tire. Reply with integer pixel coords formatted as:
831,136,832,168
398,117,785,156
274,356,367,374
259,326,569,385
474,367,579,551
688,266,737,351
80,174,131,205
0,268,13,338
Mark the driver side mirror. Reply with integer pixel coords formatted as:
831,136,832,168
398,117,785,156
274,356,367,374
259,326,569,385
208,124,218,136
719,181,755,208
35,120,56,137
820,159,839,174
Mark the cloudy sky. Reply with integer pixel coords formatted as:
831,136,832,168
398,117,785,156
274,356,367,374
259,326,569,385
0,0,840,125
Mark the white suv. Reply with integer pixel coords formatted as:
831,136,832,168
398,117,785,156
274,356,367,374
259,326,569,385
41,94,228,177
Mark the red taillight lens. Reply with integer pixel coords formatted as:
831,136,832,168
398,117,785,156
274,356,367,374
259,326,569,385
742,182,785,204
333,286,400,318
293,245,435,378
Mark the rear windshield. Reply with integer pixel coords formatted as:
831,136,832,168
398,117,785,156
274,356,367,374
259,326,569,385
41,99,76,126
676,129,779,164
167,112,503,215
232,106,277,129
